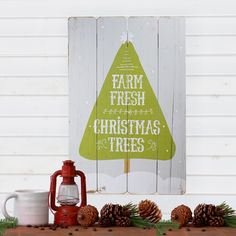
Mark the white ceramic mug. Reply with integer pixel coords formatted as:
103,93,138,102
1,189,49,225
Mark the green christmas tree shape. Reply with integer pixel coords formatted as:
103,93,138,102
79,42,175,161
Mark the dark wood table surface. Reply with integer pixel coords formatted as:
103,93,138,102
4,226,236,236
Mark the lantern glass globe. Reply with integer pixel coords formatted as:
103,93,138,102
57,183,80,205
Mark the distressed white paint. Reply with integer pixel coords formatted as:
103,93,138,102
0,38,67,56
0,58,67,76
0,0,236,220
127,17,158,194
0,96,68,116
0,0,236,17
68,17,97,191
0,77,68,95
96,17,128,193
169,17,186,194
157,17,186,194
186,77,236,95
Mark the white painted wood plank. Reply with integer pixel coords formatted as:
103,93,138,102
170,17,186,194
0,156,66,174
0,175,50,193
186,176,236,194
0,35,236,56
187,156,236,175
0,137,68,155
0,95,235,118
0,137,233,157
1,56,236,77
186,36,236,55
0,17,236,37
0,1,236,17
97,17,127,193
0,18,67,36
1,76,236,96
187,96,236,115
187,117,236,136
187,76,236,95
187,137,236,156
186,17,236,35
0,174,235,195
0,96,68,116
0,58,67,76
157,17,174,194
1,116,235,137
0,117,68,136
157,17,186,194
69,17,97,192
127,17,158,194
0,77,68,95
0,38,67,56
186,56,236,75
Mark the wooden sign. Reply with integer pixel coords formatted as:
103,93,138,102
69,17,185,194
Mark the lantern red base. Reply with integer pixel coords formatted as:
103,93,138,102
54,205,80,226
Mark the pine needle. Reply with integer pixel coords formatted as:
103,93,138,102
224,216,236,228
218,202,235,217
216,202,236,228
155,220,179,236
130,215,154,228
123,202,139,216
0,217,18,236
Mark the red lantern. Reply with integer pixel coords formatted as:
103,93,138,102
49,160,87,225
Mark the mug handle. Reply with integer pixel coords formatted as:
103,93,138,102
1,193,17,218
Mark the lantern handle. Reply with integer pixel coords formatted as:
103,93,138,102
49,170,61,212
76,170,87,207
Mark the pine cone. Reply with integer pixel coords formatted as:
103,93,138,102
77,205,99,226
115,216,131,227
209,216,224,227
192,216,204,227
206,204,217,218
138,200,162,223
193,204,216,226
100,203,124,226
100,204,114,220
122,207,131,218
113,204,123,219
171,204,192,227
98,217,113,227
215,206,226,217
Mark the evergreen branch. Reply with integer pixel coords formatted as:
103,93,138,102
155,220,179,236
0,217,18,236
123,202,139,216
130,215,154,228
218,202,235,217
131,216,179,236
217,202,236,228
224,216,236,228
0,228,4,236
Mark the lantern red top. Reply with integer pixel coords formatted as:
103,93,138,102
61,160,77,184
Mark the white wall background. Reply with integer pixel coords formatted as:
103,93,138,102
0,0,236,221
